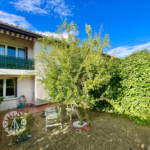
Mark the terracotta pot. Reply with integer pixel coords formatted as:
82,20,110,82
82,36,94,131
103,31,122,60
96,108,100,111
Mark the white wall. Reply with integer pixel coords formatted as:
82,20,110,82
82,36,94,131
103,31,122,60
33,40,52,105
33,40,52,60
0,75,34,111
0,69,35,75
0,99,18,111
18,76,34,104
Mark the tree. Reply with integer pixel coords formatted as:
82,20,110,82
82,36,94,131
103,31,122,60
25,18,116,125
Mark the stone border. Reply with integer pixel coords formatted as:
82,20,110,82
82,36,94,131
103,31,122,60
70,119,89,131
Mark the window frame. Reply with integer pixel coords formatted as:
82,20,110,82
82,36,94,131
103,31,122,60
0,42,26,58
0,78,16,98
0,44,5,55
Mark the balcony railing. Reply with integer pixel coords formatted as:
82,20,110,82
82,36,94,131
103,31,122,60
0,55,35,70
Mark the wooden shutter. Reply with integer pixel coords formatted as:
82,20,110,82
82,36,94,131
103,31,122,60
15,78,17,97
25,47,28,59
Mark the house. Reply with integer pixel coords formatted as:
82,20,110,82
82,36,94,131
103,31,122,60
0,21,52,111
0,21,114,111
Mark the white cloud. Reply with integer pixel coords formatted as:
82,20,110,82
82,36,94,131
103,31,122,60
10,0,73,16
35,30,79,39
0,11,78,39
34,30,64,38
107,42,150,58
10,0,47,14
0,11,33,29
47,0,72,16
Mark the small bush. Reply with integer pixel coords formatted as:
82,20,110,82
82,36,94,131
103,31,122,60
0,97,4,104
13,113,35,141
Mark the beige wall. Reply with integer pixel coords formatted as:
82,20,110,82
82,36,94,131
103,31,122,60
33,40,52,105
0,34,33,59
17,76,34,104
33,40,52,60
0,75,34,111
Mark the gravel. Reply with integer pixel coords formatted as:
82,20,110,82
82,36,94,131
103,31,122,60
1,109,150,150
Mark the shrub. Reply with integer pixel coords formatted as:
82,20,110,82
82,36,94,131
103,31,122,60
22,18,116,125
0,97,4,114
91,49,150,126
13,113,35,141
0,97,4,104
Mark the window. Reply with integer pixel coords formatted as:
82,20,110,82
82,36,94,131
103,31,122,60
0,78,16,98
6,79,15,96
0,80,3,97
0,43,26,58
0,44,5,55
18,48,25,58
7,46,16,57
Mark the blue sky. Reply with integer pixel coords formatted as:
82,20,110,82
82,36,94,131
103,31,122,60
0,0,150,58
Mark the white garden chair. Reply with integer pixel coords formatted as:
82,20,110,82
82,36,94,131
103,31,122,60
66,102,80,121
45,106,62,132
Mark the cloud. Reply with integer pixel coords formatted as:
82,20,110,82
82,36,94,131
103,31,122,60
107,42,150,58
0,11,33,29
10,0,73,16
35,30,79,39
47,0,73,16
0,11,78,39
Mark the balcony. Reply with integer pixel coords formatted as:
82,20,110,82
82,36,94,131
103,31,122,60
0,55,34,70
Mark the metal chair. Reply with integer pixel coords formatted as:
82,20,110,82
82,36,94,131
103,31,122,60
66,103,80,121
45,106,62,132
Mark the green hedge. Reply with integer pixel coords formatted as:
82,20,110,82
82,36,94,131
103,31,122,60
90,49,150,126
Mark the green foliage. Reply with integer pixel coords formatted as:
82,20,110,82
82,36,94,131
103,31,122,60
92,49,150,126
0,97,4,104
13,113,35,140
23,113,35,122
31,18,116,124
13,125,30,140
0,97,4,113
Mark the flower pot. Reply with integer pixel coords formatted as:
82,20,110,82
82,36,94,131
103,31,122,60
17,134,32,144
18,104,28,108
96,108,100,111
70,119,90,131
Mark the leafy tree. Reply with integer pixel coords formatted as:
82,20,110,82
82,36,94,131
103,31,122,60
102,49,150,126
25,18,116,125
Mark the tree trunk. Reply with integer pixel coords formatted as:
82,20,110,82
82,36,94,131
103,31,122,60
79,107,83,125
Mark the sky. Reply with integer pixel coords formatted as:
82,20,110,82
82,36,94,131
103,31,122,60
0,0,150,58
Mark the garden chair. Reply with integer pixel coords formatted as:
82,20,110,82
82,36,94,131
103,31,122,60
66,102,80,121
45,106,62,132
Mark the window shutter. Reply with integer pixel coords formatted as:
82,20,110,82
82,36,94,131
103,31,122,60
25,47,28,59
15,78,17,97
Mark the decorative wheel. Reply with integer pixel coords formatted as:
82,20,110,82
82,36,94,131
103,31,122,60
3,111,27,135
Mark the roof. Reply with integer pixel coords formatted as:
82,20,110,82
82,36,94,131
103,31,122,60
0,21,42,38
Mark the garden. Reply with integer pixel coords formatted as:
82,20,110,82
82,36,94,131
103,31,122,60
1,19,150,149
1,108,150,150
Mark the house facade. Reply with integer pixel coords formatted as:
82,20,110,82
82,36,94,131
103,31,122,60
0,21,51,111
